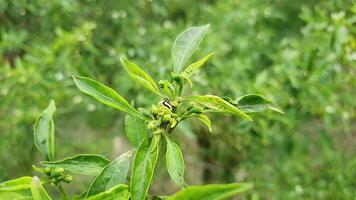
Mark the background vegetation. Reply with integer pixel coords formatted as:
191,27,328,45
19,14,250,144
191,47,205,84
0,0,355,199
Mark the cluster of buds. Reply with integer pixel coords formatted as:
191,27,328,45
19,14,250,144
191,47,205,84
148,99,182,134
42,167,72,185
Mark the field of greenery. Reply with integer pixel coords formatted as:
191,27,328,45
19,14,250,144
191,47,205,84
0,0,355,199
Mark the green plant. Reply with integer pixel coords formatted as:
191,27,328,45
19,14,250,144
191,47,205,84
0,25,282,200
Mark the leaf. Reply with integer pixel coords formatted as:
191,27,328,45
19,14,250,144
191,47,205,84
130,135,161,200
34,100,56,161
236,94,284,114
172,24,210,73
87,151,132,197
183,52,214,77
164,136,187,188
167,183,253,200
31,176,52,200
41,154,110,176
120,57,162,97
72,76,144,120
190,114,212,132
0,177,33,192
187,95,252,121
0,189,33,200
87,184,130,200
125,114,148,147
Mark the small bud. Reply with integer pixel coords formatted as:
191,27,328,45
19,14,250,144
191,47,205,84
162,114,171,122
43,167,51,175
169,118,178,128
170,100,179,107
151,105,159,115
188,102,197,109
51,167,65,177
63,174,73,183
158,80,165,88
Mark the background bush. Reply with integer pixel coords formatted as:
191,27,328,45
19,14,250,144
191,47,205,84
0,0,355,199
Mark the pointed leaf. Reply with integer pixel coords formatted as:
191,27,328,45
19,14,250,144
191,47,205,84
0,177,33,192
87,184,130,200
165,136,186,188
120,57,162,97
236,94,283,113
87,151,132,197
125,114,148,147
31,177,52,200
0,189,33,200
167,183,253,200
130,135,160,200
190,114,212,132
172,25,210,73
72,76,144,120
41,154,110,176
183,52,214,76
34,100,56,161
187,95,252,121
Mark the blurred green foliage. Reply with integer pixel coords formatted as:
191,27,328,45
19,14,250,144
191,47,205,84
0,0,355,199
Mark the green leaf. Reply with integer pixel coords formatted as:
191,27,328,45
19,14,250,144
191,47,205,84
41,154,110,176
164,136,187,188
187,95,252,121
34,100,56,161
190,114,212,132
120,57,162,97
125,114,148,147
167,183,253,200
0,177,33,192
172,24,210,73
87,151,132,197
0,189,33,200
236,94,284,114
72,76,144,120
87,184,130,200
130,135,161,200
31,177,52,200
183,52,214,77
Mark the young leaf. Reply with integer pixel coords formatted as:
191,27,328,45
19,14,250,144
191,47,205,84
187,95,252,121
165,136,187,188
130,135,161,200
120,57,162,97
125,114,148,147
183,52,214,77
41,154,110,176
34,100,56,161
0,177,33,192
87,151,132,197
236,94,284,114
189,114,212,132
31,176,52,200
72,76,145,120
167,183,253,200
172,24,210,73
0,189,33,200
87,184,130,200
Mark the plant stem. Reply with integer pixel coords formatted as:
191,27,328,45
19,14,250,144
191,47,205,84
58,184,68,200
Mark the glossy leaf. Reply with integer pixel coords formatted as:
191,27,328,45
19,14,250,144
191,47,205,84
31,177,52,200
130,136,160,200
172,24,210,73
165,136,187,188
0,189,33,200
72,76,144,120
167,183,253,200
34,100,56,161
236,94,283,114
190,114,212,132
0,177,33,192
187,95,252,121
120,57,162,97
87,184,130,200
183,52,214,77
87,151,132,197
41,154,110,176
125,114,148,147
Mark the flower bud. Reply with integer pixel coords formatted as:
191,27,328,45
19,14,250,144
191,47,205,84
43,167,51,175
63,174,73,183
162,114,171,122
158,80,165,88
50,167,64,177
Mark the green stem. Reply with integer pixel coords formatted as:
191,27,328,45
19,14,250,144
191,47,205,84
58,184,68,200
